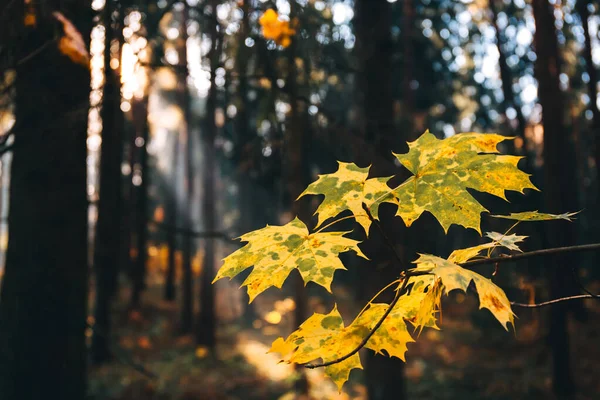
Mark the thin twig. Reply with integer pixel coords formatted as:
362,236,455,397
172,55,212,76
305,271,431,369
511,295,596,308
461,242,600,268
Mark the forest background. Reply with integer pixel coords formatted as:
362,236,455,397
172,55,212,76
1,0,600,399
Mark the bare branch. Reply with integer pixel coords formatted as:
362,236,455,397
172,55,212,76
460,242,600,268
511,295,596,308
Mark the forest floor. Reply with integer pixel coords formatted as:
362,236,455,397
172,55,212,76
87,262,600,400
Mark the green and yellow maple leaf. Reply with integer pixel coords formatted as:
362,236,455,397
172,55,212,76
299,162,392,234
373,131,538,233
269,306,364,391
491,210,579,221
213,218,367,302
411,254,514,330
271,279,442,390
448,243,496,264
271,293,430,390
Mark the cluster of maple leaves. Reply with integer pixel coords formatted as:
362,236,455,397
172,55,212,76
214,131,575,390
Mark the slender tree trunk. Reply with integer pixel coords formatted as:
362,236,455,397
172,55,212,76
532,0,578,396
0,3,90,399
402,0,416,136
354,1,406,399
196,1,219,348
130,87,150,309
283,3,311,395
92,0,124,364
576,0,600,181
164,137,179,301
180,2,194,334
234,0,258,319
489,0,529,160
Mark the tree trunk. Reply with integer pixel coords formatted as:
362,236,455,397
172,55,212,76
576,0,600,181
402,0,416,135
178,3,194,334
196,1,219,348
354,1,406,399
489,0,529,161
164,139,179,301
234,0,258,320
532,0,578,396
92,0,124,364
130,91,150,308
0,3,90,399
283,3,311,395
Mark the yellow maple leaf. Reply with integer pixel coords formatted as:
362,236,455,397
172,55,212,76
372,131,538,233
412,254,515,330
299,162,392,234
213,218,367,302
270,306,363,391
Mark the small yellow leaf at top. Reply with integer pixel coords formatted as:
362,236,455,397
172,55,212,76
258,9,296,48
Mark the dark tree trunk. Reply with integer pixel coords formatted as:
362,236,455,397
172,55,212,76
354,1,406,399
283,3,311,395
234,0,258,319
196,1,219,348
354,0,394,153
532,0,578,396
164,141,179,301
92,0,124,364
130,92,150,308
180,2,194,334
576,0,600,181
489,0,529,160
402,0,415,135
0,3,90,399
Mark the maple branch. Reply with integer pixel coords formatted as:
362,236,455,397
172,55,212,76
511,294,596,308
461,242,600,268
305,270,431,369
